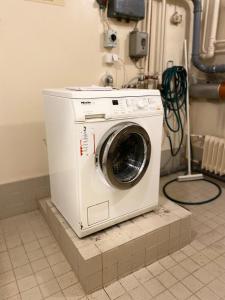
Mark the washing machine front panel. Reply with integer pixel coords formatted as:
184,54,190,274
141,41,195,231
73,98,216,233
78,115,163,233
96,122,151,190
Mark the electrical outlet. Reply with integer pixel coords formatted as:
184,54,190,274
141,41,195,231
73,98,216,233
104,29,117,48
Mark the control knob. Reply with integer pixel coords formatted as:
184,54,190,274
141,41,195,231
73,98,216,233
137,100,147,109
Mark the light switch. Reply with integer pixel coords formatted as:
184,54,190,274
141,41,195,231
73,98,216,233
26,0,64,6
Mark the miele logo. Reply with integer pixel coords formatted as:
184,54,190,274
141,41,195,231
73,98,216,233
81,101,91,104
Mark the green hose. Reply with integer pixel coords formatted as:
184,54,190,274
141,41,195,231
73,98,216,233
161,66,187,157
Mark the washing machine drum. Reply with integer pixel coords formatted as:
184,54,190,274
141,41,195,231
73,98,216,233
96,122,151,190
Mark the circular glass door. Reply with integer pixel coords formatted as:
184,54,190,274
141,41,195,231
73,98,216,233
96,122,151,190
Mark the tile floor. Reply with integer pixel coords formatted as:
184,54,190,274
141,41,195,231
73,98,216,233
0,178,225,299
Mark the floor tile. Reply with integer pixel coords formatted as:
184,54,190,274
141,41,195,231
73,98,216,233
63,283,85,300
180,257,199,273
0,270,15,288
171,250,187,263
14,264,33,280
31,257,50,273
170,282,192,300
157,270,177,288
0,281,19,299
187,296,200,300
45,291,65,300
147,261,165,276
27,248,44,262
88,289,110,299
120,274,140,291
104,281,126,300
115,294,132,300
154,290,176,300
20,286,43,300
133,268,152,283
24,241,40,253
35,267,54,285
51,261,71,277
207,278,225,298
20,231,36,244
181,245,197,257
7,295,22,300
5,234,21,249
190,252,210,266
43,243,60,257
47,252,66,266
40,278,61,298
57,271,78,289
193,267,216,284
128,285,152,300
169,264,189,280
17,274,37,292
159,256,176,269
38,236,56,248
144,278,165,297
182,275,203,293
196,286,220,300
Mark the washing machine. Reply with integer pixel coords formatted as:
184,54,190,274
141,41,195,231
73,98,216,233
43,88,163,237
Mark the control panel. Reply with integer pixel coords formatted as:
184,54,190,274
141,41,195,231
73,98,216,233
73,95,163,122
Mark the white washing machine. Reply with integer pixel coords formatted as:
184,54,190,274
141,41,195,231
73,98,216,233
43,88,163,237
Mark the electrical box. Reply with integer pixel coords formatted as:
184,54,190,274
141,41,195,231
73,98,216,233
129,31,148,59
107,0,145,21
104,29,117,48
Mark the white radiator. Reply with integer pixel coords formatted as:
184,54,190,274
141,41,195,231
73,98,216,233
202,135,225,176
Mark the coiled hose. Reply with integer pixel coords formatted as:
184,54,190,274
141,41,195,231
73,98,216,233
161,66,187,157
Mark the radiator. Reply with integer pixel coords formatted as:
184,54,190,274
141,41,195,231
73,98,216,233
202,135,225,176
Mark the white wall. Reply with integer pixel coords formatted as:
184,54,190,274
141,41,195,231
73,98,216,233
1,0,222,184
0,0,138,184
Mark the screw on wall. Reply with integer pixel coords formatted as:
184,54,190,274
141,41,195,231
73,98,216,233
171,11,183,25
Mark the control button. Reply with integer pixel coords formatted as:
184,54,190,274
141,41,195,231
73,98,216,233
126,99,133,107
112,100,119,105
137,100,147,109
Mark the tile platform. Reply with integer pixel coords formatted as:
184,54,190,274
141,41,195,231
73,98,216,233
39,197,192,294
1,176,225,299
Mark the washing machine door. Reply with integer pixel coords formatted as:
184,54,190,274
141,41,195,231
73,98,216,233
96,122,151,190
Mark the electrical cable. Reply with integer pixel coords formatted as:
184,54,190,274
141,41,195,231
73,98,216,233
161,66,187,157
162,177,222,205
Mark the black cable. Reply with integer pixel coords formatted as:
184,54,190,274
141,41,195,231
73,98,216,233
161,66,187,157
163,178,222,205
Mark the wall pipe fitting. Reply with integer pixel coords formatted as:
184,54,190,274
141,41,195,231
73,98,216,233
190,82,225,99
192,0,225,73
201,0,220,59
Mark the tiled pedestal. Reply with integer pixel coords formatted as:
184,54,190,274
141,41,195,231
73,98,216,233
39,198,192,294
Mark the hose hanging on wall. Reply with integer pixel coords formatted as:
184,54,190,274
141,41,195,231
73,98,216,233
161,66,187,157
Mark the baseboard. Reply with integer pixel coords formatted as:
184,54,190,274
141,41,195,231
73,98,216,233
0,175,50,219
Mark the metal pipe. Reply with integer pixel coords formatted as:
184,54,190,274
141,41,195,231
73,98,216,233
190,82,225,99
201,0,220,59
192,0,225,73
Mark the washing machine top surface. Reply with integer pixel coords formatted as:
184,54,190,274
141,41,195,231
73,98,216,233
43,87,163,122
43,87,160,99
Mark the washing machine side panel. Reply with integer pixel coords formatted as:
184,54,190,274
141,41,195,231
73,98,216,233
78,115,163,233
44,96,81,235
